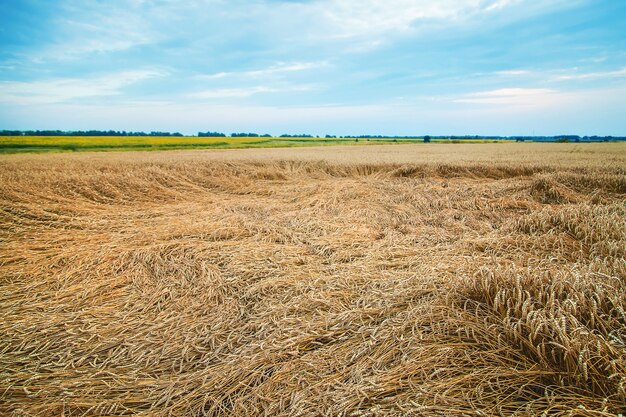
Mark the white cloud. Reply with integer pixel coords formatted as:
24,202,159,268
454,88,558,105
17,0,579,67
495,70,531,76
317,0,469,38
186,85,313,99
24,1,160,62
308,0,544,39
0,70,165,104
16,0,574,69
555,68,626,81
484,0,521,11
187,86,278,99
199,61,329,80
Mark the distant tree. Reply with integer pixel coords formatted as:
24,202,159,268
554,135,579,143
423,135,431,143
279,134,314,138
198,131,226,137
0,129,197,137
231,133,259,137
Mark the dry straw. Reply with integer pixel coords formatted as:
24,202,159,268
1,144,625,416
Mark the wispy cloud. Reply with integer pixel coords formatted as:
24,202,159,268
484,0,521,12
311,0,558,40
317,0,490,39
186,85,313,99
454,88,557,105
555,68,626,81
187,86,278,99
199,62,329,80
21,1,159,63
495,70,531,76
0,70,165,104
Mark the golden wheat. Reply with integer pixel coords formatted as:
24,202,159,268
1,144,625,416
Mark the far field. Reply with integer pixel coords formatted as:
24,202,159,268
0,135,499,153
1,143,625,416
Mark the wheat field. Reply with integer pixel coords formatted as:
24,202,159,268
1,143,625,416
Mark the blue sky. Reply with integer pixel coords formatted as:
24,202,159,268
1,0,625,135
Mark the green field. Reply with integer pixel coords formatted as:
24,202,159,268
0,136,502,153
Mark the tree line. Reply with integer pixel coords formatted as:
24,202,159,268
1,130,624,142
0,130,183,137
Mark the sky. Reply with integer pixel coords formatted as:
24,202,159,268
0,0,625,136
